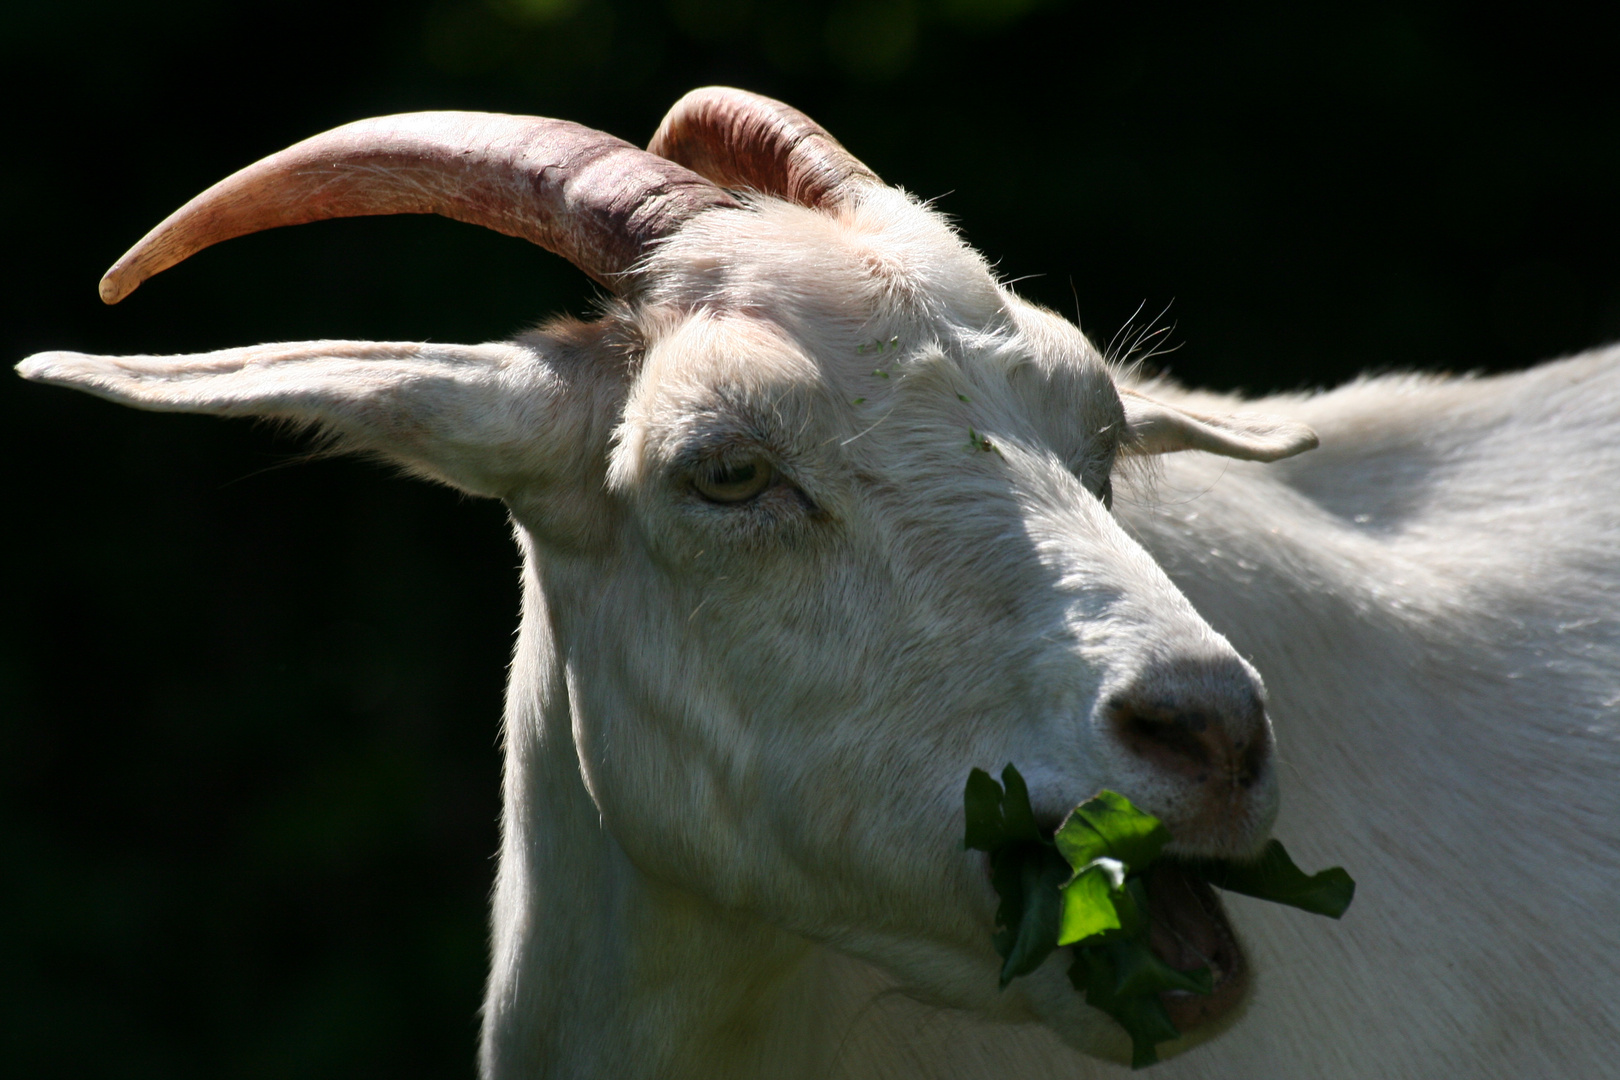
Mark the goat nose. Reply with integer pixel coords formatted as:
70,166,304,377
1105,664,1271,790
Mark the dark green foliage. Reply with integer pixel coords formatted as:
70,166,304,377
963,765,1355,1068
1054,789,1173,871
1069,943,1185,1069
1182,839,1355,918
964,765,1072,985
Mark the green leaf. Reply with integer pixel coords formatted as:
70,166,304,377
963,767,1008,852
967,766,1072,985
1070,944,1182,1069
1056,859,1123,945
988,850,1023,960
1108,938,1212,1000
964,769,1355,1070
1055,790,1171,871
963,764,1047,852
1116,874,1150,940
995,847,1071,986
1189,840,1355,918
998,764,1042,845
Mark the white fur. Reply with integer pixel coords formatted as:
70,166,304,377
17,176,1617,1079
1116,356,1620,1078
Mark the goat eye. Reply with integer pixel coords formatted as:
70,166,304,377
693,460,775,504
1098,476,1114,511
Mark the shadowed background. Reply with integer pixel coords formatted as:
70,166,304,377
4,2,1616,1077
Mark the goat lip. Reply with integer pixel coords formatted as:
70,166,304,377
1143,861,1249,1033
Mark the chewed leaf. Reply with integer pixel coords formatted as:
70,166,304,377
965,768,1354,1069
1108,938,1212,999
1053,814,1107,867
1055,790,1171,871
996,848,1071,986
988,847,1027,953
1070,944,1182,1069
969,766,1073,986
1115,875,1149,940
1191,840,1355,918
998,764,1043,845
1057,859,1123,945
963,768,1008,852
963,764,1047,852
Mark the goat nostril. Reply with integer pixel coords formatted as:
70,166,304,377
1108,697,1269,787
1238,736,1269,788
1114,704,1215,778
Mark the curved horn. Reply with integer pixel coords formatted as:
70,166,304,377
647,87,881,211
100,112,739,304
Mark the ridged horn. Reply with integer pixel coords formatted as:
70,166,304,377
99,111,740,304
647,87,881,211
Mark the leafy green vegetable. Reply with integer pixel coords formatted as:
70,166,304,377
963,764,1041,850
1105,932,1213,1000
1182,839,1355,918
964,765,1072,984
1055,789,1172,871
1070,941,1183,1067
995,848,1072,984
1057,858,1123,944
963,764,1355,1069
965,767,1196,1062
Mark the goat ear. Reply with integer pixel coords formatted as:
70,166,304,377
1120,387,1319,462
17,339,592,499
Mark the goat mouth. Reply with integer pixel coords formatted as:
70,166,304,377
1142,860,1249,1033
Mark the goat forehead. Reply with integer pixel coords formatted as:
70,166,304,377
644,189,1006,332
615,193,1131,548
636,314,822,403
640,193,1118,413
608,301,1127,504
616,315,1109,462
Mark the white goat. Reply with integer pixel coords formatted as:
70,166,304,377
18,88,1618,1079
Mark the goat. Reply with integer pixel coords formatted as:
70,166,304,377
17,88,1618,1079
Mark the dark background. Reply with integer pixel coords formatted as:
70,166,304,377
4,2,1616,1077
